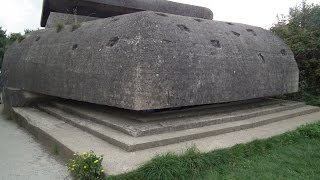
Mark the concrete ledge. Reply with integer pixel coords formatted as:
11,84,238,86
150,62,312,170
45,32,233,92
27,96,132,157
50,98,281,123
41,0,214,27
38,99,306,137
12,107,74,162
46,12,99,28
35,104,320,152
11,106,320,175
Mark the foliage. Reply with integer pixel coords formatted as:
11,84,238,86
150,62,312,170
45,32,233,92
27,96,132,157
271,1,320,98
8,33,24,44
68,151,105,180
24,29,33,34
298,122,320,138
283,90,320,106
0,27,7,68
0,27,33,68
55,22,65,33
109,122,320,180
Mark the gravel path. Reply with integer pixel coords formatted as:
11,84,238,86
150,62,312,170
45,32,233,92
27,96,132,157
0,105,71,180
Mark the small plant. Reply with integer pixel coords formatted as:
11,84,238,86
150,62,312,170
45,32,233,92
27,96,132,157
72,6,80,32
53,144,59,155
71,23,81,32
55,22,65,33
68,151,105,180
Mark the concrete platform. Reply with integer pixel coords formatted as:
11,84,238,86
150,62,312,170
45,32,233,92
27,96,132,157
36,99,305,138
46,98,295,123
10,99,320,175
37,101,319,152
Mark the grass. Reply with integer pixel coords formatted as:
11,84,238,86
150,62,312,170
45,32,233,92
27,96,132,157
53,144,59,155
108,122,320,180
55,22,65,33
294,92,320,107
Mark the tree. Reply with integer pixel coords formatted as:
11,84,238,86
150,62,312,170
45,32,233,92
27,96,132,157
0,27,27,68
0,27,7,68
7,32,24,44
271,1,320,96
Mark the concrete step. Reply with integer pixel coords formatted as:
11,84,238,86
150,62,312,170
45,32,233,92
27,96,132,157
37,104,319,152
43,100,306,137
49,98,286,122
12,106,320,175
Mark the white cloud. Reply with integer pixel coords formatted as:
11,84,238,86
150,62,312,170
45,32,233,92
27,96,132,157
0,0,42,34
172,0,320,28
0,0,319,33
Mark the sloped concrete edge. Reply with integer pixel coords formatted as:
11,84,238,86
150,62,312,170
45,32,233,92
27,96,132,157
12,108,74,162
2,87,55,117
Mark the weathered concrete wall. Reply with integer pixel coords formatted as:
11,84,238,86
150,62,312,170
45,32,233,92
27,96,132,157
3,11,299,110
46,12,99,28
41,0,214,27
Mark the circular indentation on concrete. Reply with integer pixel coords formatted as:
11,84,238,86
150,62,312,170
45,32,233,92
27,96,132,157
35,36,41,41
226,22,234,25
210,40,221,48
246,29,257,36
106,37,119,47
162,39,172,43
281,49,287,55
155,13,168,17
232,31,241,37
177,24,190,32
210,52,216,56
72,44,78,50
111,18,119,22
258,53,265,62
195,19,203,22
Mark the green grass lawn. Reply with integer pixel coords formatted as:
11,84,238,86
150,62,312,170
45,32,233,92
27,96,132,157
108,122,320,180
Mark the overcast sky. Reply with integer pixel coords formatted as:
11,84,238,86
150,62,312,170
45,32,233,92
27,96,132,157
0,0,319,34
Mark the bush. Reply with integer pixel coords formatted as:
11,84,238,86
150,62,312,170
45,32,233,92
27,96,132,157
271,1,320,99
68,151,105,180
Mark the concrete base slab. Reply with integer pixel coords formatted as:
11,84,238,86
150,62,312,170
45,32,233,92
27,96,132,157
11,101,320,175
36,101,318,152
38,99,305,138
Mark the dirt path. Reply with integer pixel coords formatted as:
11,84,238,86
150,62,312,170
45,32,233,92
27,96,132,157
0,105,71,180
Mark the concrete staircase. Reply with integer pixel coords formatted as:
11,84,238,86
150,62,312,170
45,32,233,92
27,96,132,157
11,98,320,175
